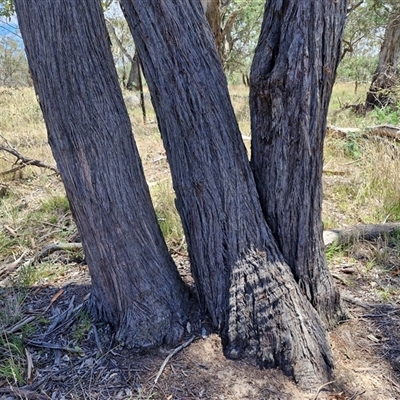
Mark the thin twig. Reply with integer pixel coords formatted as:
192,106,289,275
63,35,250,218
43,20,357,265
0,251,27,278
154,336,196,384
349,390,366,400
25,340,81,353
312,380,335,400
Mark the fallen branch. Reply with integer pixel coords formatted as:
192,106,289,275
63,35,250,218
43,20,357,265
154,335,196,384
0,142,58,175
327,124,400,143
0,251,27,278
5,315,37,335
324,223,400,247
312,380,335,400
24,242,83,268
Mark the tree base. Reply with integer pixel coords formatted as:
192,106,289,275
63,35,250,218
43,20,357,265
222,249,334,387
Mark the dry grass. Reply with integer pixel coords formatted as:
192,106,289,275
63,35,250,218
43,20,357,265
1,83,399,253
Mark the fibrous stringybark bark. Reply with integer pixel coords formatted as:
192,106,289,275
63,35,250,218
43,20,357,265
250,0,347,328
120,0,333,385
15,0,192,348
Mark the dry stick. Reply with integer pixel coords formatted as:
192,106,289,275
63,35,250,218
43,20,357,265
25,347,34,384
0,143,58,174
0,251,27,278
23,242,83,268
154,336,196,384
349,390,366,400
5,315,37,335
312,380,335,400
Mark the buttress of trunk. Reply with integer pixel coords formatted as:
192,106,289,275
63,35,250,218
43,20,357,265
15,0,193,349
250,0,347,328
365,12,400,110
120,0,333,386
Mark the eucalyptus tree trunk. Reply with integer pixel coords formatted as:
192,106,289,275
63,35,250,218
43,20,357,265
366,11,400,109
120,0,333,386
15,0,192,348
250,0,347,328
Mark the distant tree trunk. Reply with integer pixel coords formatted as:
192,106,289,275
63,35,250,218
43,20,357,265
126,50,140,91
15,0,193,348
201,0,224,62
250,0,347,328
365,12,400,109
121,0,333,386
200,0,237,68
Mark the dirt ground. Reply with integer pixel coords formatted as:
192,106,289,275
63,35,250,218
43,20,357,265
1,246,400,400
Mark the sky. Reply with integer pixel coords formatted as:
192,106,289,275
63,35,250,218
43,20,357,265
0,15,21,41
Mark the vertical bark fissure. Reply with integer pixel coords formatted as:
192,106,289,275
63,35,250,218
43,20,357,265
250,0,347,327
15,0,192,349
121,0,334,385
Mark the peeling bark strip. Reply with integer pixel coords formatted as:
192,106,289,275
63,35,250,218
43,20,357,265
15,0,192,348
120,0,333,385
250,0,347,328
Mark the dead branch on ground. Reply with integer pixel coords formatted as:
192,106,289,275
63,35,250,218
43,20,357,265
327,125,400,143
324,223,400,247
0,136,58,175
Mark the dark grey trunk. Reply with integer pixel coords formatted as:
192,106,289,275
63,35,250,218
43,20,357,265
15,0,192,349
366,12,400,109
120,0,333,385
250,0,347,328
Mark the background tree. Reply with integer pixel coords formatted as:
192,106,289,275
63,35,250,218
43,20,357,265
0,35,29,86
201,0,264,79
105,15,139,90
365,7,400,108
14,0,193,349
120,0,336,385
338,1,382,85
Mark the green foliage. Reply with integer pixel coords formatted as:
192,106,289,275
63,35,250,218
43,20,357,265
0,292,30,384
0,36,30,87
344,134,362,159
338,0,395,82
223,0,265,79
325,241,348,264
150,182,184,248
369,104,400,125
337,54,378,83
39,195,70,214
0,0,14,18
72,309,92,342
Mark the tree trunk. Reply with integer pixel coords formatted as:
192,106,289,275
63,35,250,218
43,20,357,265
126,50,140,91
250,0,347,328
15,0,193,349
365,12,400,109
120,0,333,385
201,0,225,63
